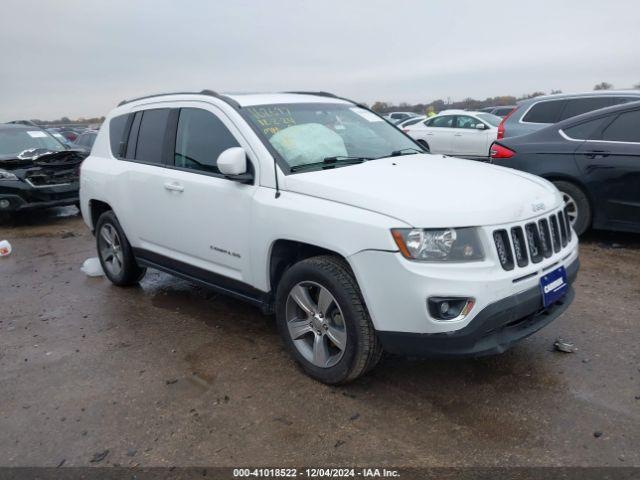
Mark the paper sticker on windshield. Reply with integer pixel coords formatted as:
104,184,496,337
350,107,383,122
27,131,47,138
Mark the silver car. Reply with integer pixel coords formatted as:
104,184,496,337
499,91,640,139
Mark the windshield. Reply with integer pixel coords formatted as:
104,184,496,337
244,103,421,171
0,128,66,157
476,113,502,127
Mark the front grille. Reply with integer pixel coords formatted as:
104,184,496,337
25,169,78,187
494,209,573,271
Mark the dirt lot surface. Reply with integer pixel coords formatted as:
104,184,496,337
1,208,639,468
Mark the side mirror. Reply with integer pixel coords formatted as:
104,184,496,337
475,123,487,130
217,147,253,184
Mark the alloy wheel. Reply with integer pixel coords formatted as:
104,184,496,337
98,223,124,277
285,281,347,368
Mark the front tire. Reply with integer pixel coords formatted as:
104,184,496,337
552,180,591,235
275,255,382,384
95,210,146,286
416,139,430,152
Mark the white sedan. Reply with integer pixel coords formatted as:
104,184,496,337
404,110,502,159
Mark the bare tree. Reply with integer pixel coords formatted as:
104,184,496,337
594,82,613,91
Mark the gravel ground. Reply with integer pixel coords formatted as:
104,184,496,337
0,208,639,468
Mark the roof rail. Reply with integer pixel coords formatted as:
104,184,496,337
117,90,241,109
283,91,370,110
284,91,339,98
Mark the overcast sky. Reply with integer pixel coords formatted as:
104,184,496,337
1,0,638,121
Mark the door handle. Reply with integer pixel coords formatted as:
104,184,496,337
454,133,463,136
585,150,610,159
426,132,434,136
164,182,184,192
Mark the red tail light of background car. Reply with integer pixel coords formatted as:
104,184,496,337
490,143,515,159
497,107,517,140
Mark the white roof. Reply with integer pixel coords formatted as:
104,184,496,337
224,92,351,107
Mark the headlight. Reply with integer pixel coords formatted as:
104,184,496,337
0,169,18,181
391,227,484,262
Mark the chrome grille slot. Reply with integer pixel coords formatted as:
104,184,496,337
538,218,553,258
563,207,573,242
525,223,543,263
510,226,529,267
549,215,561,253
493,230,514,271
558,212,568,247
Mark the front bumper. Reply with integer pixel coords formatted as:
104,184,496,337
377,258,579,357
0,180,79,212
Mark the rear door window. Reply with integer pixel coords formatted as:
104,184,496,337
174,108,240,174
600,110,640,143
522,100,566,124
135,109,171,164
427,115,454,128
559,97,614,121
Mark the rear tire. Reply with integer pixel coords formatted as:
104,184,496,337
552,180,591,235
275,255,381,384
95,210,146,286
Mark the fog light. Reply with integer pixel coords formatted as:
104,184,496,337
0,199,10,209
428,297,475,321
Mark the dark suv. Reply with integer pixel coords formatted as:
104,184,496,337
490,101,640,235
498,91,640,139
0,124,87,218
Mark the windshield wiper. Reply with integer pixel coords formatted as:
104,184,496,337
290,156,372,172
388,147,424,157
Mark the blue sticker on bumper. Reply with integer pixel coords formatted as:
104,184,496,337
540,266,568,308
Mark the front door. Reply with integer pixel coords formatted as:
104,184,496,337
451,115,491,157
574,108,640,229
125,103,258,286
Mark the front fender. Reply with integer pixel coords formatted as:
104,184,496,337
250,188,408,291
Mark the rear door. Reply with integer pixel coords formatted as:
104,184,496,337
450,115,491,157
418,115,455,154
147,103,258,285
574,108,640,229
118,108,175,249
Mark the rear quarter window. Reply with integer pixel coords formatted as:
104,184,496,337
522,100,566,124
563,117,608,140
600,110,640,143
109,114,131,157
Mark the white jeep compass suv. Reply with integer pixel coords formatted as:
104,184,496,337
80,90,579,384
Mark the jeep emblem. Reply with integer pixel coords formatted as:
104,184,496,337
532,202,546,212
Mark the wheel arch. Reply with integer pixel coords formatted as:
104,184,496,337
542,174,595,230
268,239,354,295
541,174,594,211
88,199,112,232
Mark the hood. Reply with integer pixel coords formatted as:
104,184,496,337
283,154,561,227
0,149,87,169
